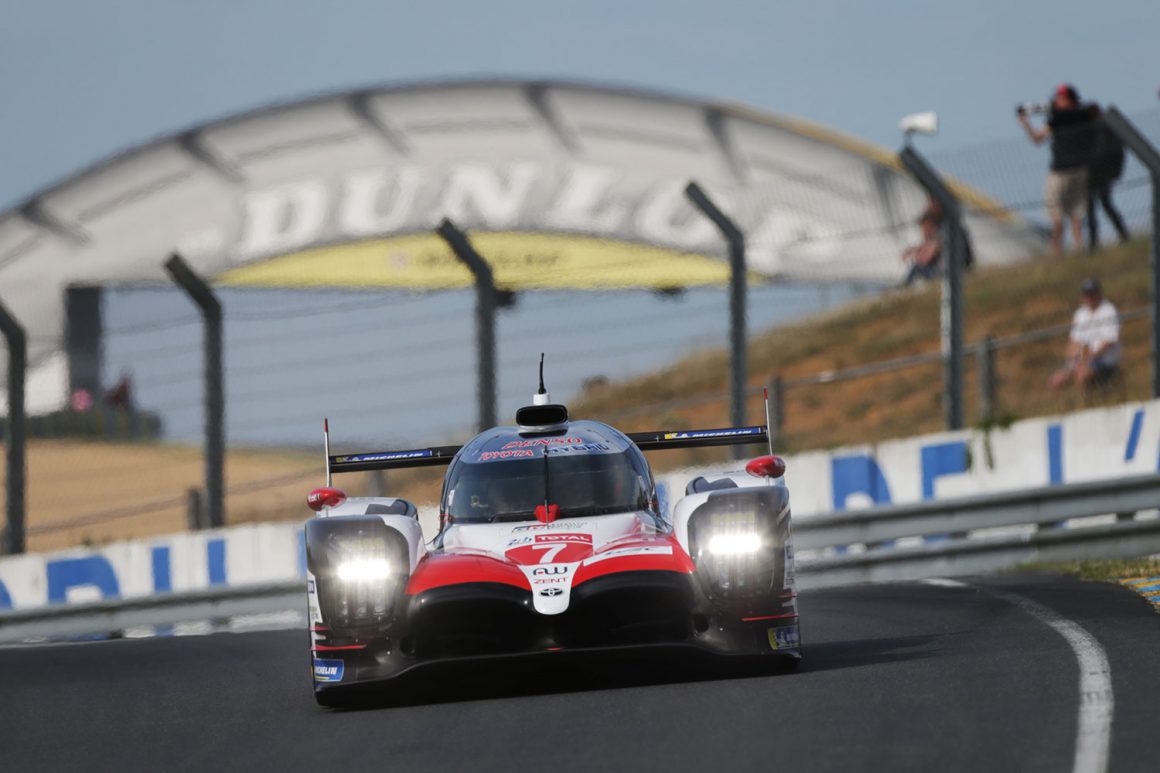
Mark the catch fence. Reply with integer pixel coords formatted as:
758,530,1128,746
2,104,1160,552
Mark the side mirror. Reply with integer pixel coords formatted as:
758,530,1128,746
307,487,347,511
745,455,786,479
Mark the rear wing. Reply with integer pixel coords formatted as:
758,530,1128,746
330,446,463,474
327,425,769,475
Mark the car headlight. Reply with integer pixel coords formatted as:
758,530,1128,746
306,516,411,631
706,532,763,555
688,493,783,599
336,558,391,582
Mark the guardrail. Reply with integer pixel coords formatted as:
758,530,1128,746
795,473,1160,588
0,581,303,644
2,474,1159,641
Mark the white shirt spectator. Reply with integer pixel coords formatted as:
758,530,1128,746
1070,299,1120,365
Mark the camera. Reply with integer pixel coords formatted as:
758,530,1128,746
899,110,938,136
1015,101,1049,116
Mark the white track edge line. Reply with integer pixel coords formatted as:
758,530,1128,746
922,578,1114,773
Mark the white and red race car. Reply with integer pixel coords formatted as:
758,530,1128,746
305,382,799,707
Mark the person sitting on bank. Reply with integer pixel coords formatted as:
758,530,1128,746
1049,278,1121,391
900,208,943,286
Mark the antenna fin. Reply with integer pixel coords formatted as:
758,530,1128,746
324,418,332,487
533,353,551,405
763,388,775,459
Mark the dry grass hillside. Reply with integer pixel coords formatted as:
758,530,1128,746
574,238,1152,467
3,239,1151,550
0,443,321,551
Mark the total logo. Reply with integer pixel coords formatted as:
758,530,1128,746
538,587,564,597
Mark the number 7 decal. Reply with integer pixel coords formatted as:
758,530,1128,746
531,544,567,564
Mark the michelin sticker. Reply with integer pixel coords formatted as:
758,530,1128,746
767,626,799,651
313,658,345,682
339,450,433,463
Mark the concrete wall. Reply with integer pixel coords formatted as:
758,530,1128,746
657,400,1159,517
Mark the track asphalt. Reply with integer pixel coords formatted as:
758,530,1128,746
2,574,1158,772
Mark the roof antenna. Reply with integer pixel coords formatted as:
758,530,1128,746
324,418,332,487
533,353,551,405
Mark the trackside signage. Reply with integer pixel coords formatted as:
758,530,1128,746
203,162,842,286
0,523,304,612
2,400,1158,612
656,399,1160,518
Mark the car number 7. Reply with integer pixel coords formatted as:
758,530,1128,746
531,544,567,564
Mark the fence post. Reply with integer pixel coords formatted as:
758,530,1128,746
164,254,225,530
65,285,103,401
1104,107,1160,399
978,335,996,424
436,218,497,432
685,182,748,456
0,299,26,555
767,375,784,451
898,145,968,430
185,488,206,531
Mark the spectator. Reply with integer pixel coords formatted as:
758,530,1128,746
105,372,134,411
1086,104,1130,250
70,388,94,412
1049,278,1121,391
1017,84,1096,256
900,205,943,286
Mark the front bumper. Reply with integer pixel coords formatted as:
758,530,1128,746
311,570,799,693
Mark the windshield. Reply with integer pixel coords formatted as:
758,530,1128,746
443,449,650,523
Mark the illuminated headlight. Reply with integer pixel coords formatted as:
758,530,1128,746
336,558,391,582
690,504,780,598
707,532,763,555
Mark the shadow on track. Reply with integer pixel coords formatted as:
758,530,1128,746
319,632,940,712
321,648,802,712
798,634,944,674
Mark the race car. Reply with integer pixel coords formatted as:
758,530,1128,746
304,375,799,707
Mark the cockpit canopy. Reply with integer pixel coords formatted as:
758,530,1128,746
441,421,654,523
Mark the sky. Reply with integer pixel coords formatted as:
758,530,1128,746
2,0,1158,209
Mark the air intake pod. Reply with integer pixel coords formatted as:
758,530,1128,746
515,403,569,434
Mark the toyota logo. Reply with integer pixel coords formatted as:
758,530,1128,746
539,587,564,597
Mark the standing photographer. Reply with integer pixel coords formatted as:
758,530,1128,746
1086,103,1130,250
1017,84,1096,256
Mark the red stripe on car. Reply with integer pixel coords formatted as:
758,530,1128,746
740,613,798,622
406,551,532,595
571,536,695,586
